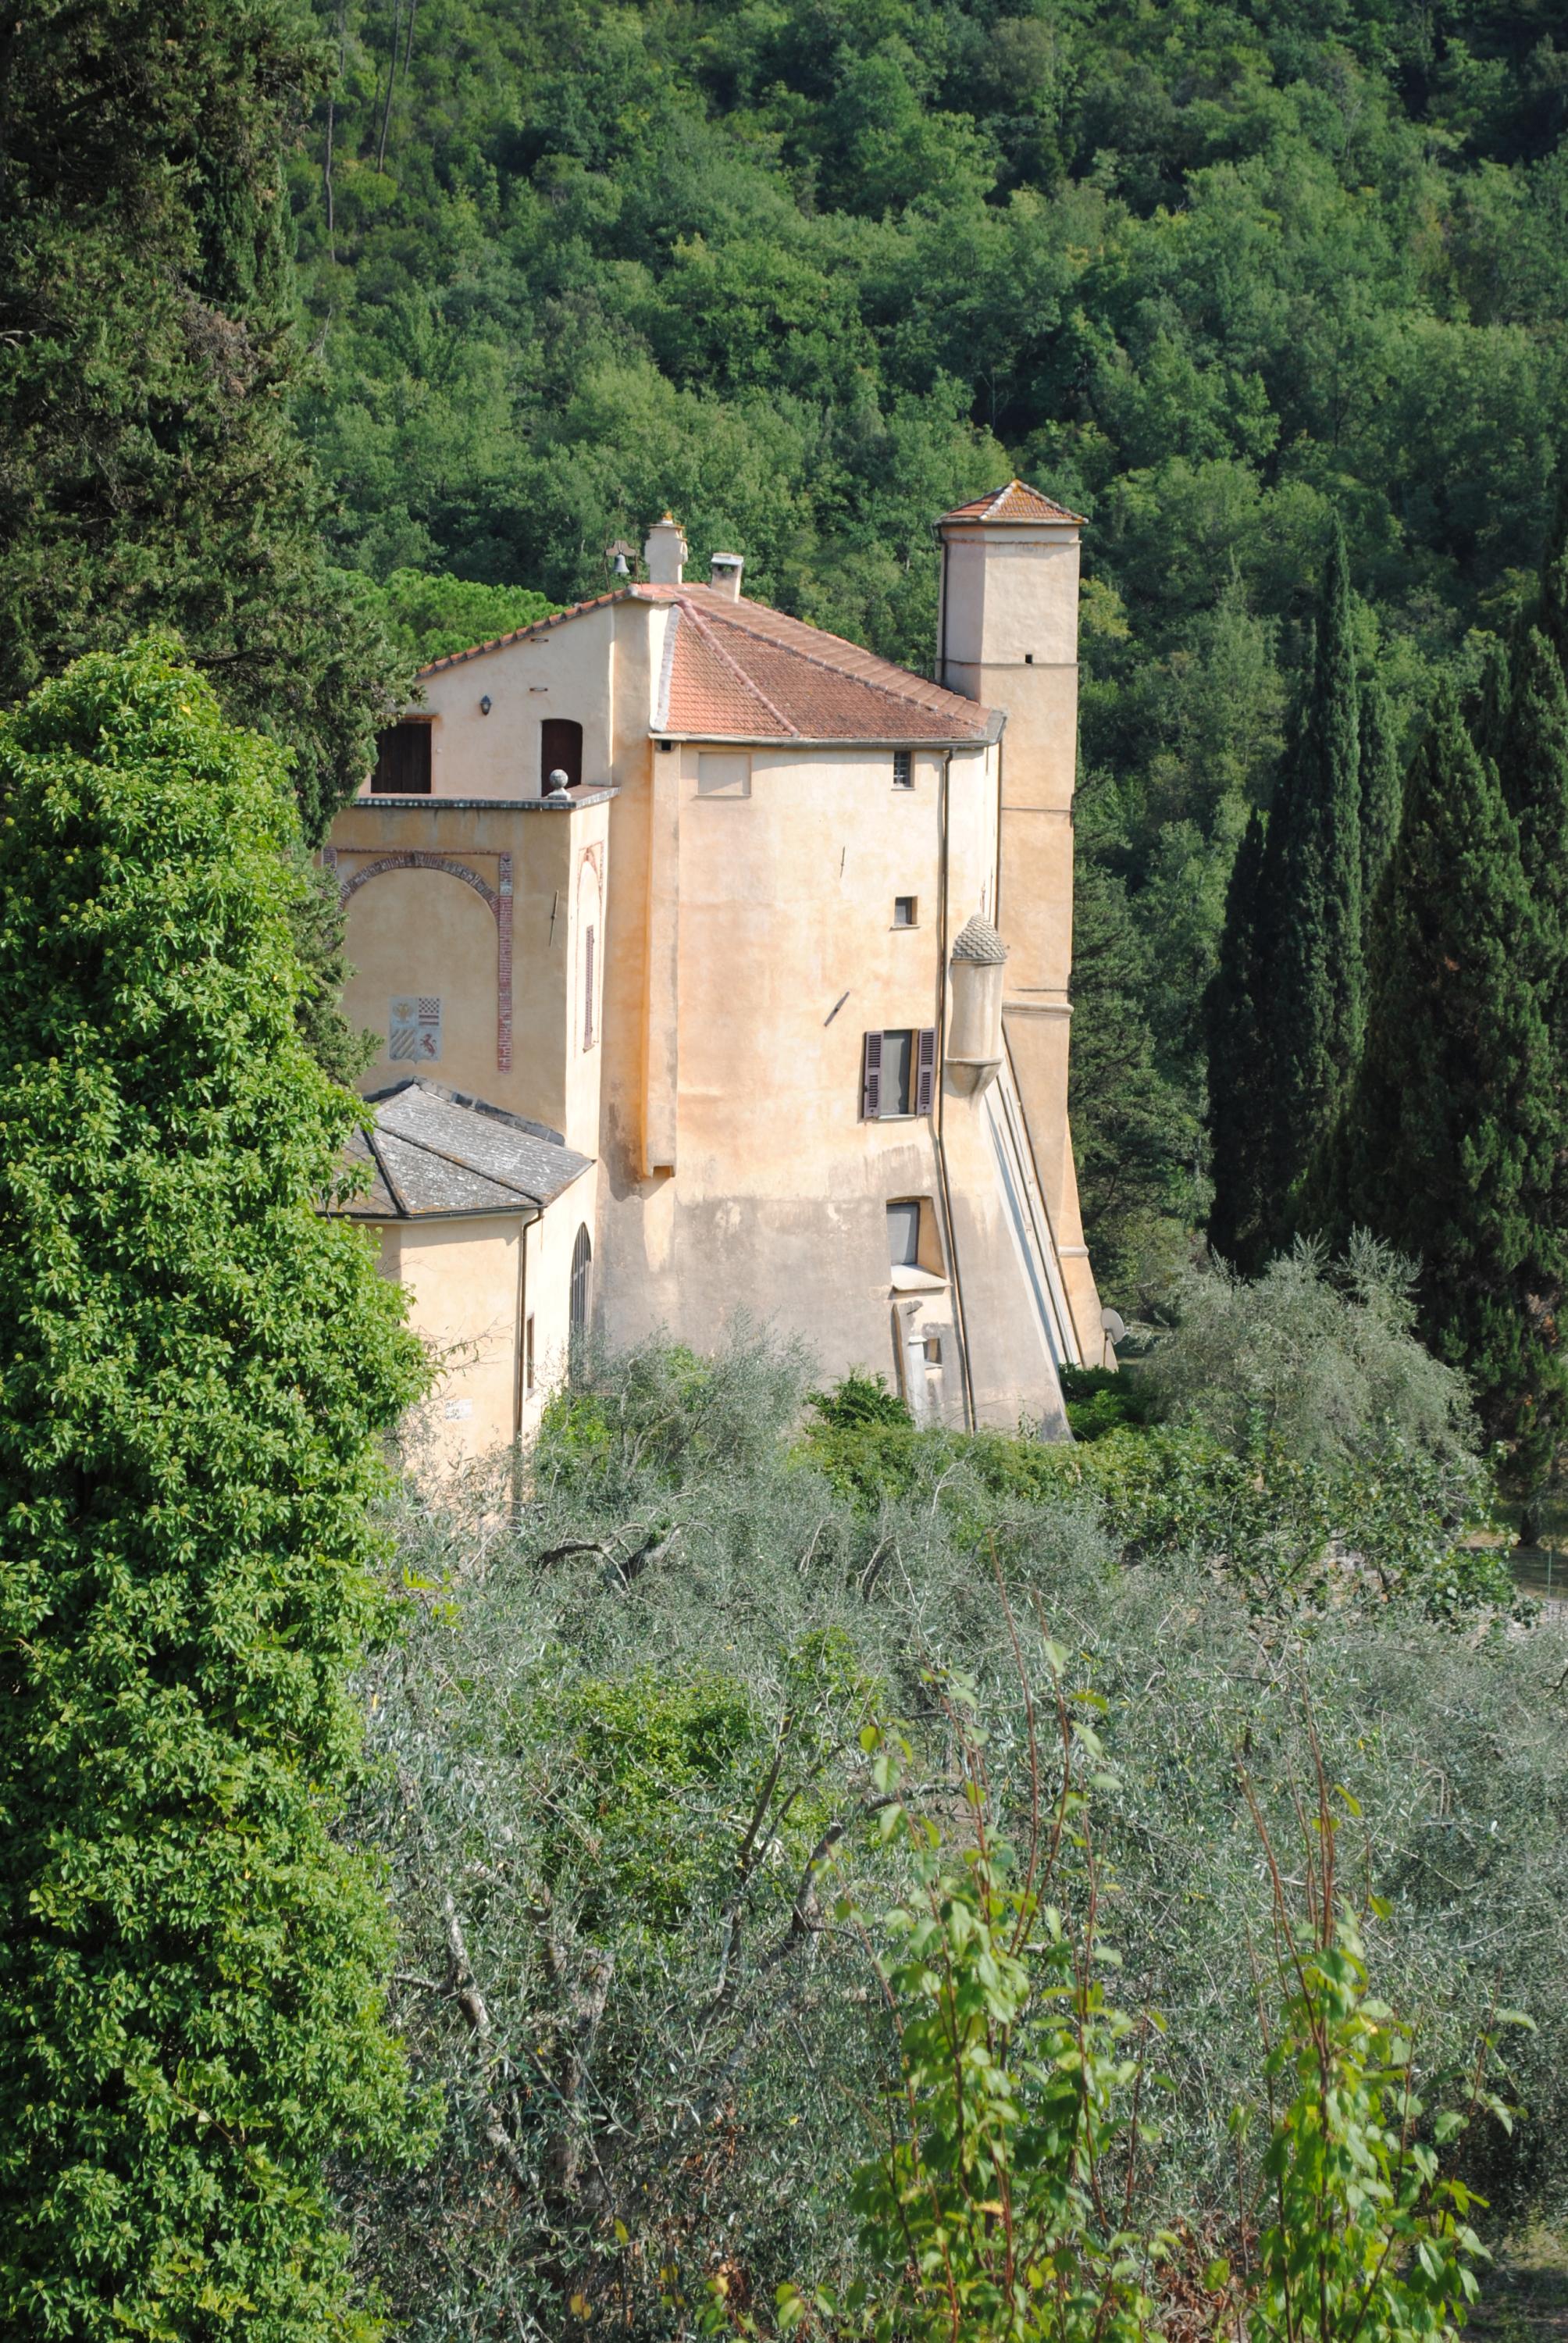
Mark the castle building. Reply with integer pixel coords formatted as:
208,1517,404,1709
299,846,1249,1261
326,482,1106,1460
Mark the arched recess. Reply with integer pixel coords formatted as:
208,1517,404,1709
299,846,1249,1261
338,851,513,1072
569,1224,593,1347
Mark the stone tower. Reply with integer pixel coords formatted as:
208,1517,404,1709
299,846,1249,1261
935,480,1106,1356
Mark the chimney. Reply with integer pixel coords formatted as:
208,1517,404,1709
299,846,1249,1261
709,551,744,601
644,512,687,585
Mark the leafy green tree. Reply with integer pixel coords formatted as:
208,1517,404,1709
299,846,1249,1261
1206,806,1273,1271
351,568,560,669
0,641,428,2337
1068,855,1196,1302
1335,679,1567,1472
0,0,403,840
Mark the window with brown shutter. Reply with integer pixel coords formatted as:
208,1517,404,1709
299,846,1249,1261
914,1025,937,1114
861,1029,883,1119
371,719,432,793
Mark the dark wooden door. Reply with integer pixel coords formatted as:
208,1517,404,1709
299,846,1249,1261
541,719,583,790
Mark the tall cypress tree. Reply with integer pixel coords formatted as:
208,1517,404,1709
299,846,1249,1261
1208,526,1366,1261
1357,675,1402,947
1206,807,1273,1271
1271,522,1363,1218
1495,626,1568,1048
1338,679,1566,1473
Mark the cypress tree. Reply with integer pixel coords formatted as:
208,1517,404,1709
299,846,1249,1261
1271,522,1363,1219
1206,806,1273,1271
1495,626,1568,1046
1357,675,1402,947
1338,679,1567,1474
0,2,401,840
0,643,427,2334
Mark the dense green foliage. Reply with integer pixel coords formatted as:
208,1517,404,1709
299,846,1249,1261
348,569,560,669
0,0,404,840
0,644,428,2336
704,1699,1502,2343
1332,680,1568,1472
339,1329,1564,2338
1210,533,1368,1266
287,0,1568,1285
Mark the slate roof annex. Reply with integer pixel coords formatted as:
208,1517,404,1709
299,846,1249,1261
335,1079,593,1221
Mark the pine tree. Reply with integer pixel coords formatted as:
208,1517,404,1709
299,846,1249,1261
1357,675,1402,946
0,0,402,840
0,642,427,2334
1271,523,1364,1219
1337,679,1567,1474
1206,807,1273,1271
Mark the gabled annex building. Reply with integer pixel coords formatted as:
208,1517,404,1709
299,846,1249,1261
326,483,1107,1462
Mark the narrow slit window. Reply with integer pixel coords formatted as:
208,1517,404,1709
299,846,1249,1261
524,1314,536,1394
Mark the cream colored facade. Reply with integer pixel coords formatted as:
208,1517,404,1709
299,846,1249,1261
330,485,1106,1464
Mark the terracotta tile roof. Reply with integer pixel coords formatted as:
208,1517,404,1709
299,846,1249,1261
939,478,1086,526
416,583,996,743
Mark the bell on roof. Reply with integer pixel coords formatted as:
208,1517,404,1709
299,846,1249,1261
605,536,636,580
947,911,1008,1087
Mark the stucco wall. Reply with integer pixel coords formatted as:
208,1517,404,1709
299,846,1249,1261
384,1214,525,1467
367,604,621,800
330,793,611,1160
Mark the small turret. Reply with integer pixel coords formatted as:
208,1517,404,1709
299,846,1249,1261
947,913,1008,1086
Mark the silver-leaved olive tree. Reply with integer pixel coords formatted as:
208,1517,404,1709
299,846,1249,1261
0,640,428,2338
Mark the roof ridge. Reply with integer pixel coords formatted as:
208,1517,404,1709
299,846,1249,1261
373,1121,547,1206
693,594,974,720
679,599,801,735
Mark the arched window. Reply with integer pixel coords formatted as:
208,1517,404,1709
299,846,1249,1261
541,718,583,791
569,1225,593,1347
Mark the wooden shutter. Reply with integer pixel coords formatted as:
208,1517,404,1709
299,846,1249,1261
861,1030,883,1120
914,1026,936,1114
583,927,596,1050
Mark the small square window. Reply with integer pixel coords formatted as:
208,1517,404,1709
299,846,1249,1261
893,750,913,789
922,1332,943,1365
893,896,918,927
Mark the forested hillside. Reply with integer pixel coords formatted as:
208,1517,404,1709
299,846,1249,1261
292,0,1568,1291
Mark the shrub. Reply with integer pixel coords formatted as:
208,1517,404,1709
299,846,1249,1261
1149,1236,1478,1470
342,1336,1568,2338
0,644,428,2338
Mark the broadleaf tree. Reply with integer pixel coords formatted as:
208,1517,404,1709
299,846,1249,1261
0,641,429,2338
